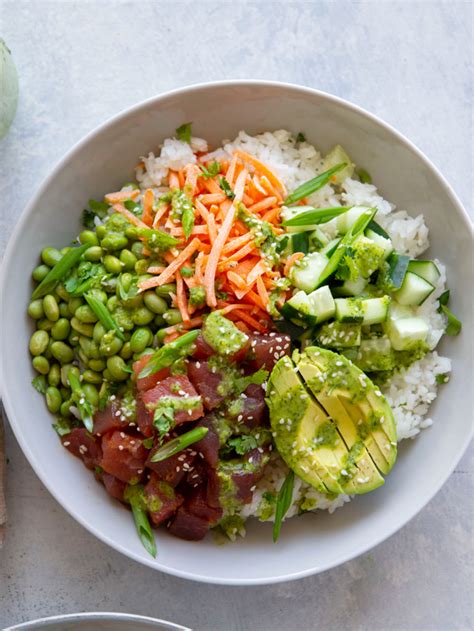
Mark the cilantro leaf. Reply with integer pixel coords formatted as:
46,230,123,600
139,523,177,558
218,176,235,200
200,162,221,179
176,122,192,143
226,435,258,456
153,407,175,438
142,437,154,449
52,418,72,437
296,132,306,143
82,199,110,228
124,199,142,215
32,375,47,394
234,368,269,395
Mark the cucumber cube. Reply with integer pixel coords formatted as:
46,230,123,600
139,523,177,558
394,271,435,306
388,316,429,351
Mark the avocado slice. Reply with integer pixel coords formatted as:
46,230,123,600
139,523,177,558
267,357,346,495
266,347,397,496
295,356,385,493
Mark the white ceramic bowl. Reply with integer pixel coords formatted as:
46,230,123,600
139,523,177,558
1,81,472,585
4,612,189,631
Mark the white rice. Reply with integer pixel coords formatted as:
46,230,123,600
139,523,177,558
136,129,451,528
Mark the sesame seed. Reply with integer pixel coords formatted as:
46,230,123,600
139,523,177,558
118,445,124,451
63,441,70,447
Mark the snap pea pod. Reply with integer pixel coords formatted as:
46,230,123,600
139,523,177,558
68,371,94,432
150,427,208,463
282,206,352,227
316,207,376,288
84,293,125,341
273,470,295,543
138,330,199,378
32,244,89,299
284,163,346,205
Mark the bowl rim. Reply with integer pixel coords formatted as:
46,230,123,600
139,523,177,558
3,612,190,631
1,79,472,585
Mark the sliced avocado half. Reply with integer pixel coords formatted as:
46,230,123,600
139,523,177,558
266,347,397,496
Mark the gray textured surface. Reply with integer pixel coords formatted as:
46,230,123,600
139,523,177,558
0,1,472,630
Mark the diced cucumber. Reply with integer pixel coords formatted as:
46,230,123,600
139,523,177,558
394,271,434,306
334,298,364,323
308,286,335,323
389,302,414,320
333,275,368,297
387,316,429,351
407,260,440,285
365,229,393,260
289,251,328,293
355,337,396,372
362,296,391,325
316,321,362,348
349,235,386,278
387,253,410,290
320,238,341,257
280,286,335,325
291,232,309,254
336,206,372,234
323,145,354,184
308,227,330,251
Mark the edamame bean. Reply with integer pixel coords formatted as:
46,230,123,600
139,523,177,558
60,386,71,400
162,308,182,326
100,331,123,356
143,292,167,314
88,288,107,304
132,306,154,326
134,259,149,275
154,314,166,327
93,322,106,344
75,305,98,323
155,283,176,299
82,369,103,385
58,302,70,318
120,249,137,273
96,224,107,239
120,341,133,360
60,246,72,255
32,264,50,282
51,318,71,340
88,358,106,372
71,317,94,337
106,356,129,381
106,296,119,312
68,331,80,347
103,254,123,274
55,283,70,301
119,272,133,292
79,230,99,246
46,387,62,413
77,349,89,367
37,318,54,331
82,383,99,406
125,226,138,240
155,329,169,345
60,400,73,418
102,368,113,382
28,299,44,320
84,246,103,262
30,330,49,356
48,364,61,387
43,294,59,322
41,247,62,267
131,241,145,259
79,336,101,359
68,297,83,314
32,355,50,375
61,364,80,388
130,327,153,353
50,341,74,364
101,233,128,251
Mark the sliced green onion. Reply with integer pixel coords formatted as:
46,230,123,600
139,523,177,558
124,485,157,558
84,293,125,341
438,289,450,306
283,206,352,227
387,253,410,290
32,244,89,299
366,219,390,239
68,371,94,433
439,304,462,335
139,330,200,378
176,122,192,144
316,207,376,288
357,168,372,184
285,163,346,205
150,427,209,463
273,470,295,543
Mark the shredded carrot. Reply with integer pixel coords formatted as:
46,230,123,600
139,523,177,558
202,177,223,195
247,259,268,285
140,238,201,290
198,193,227,205
170,225,209,237
112,203,149,230
178,170,185,188
232,308,267,333
175,272,190,323
142,189,154,226
169,171,180,189
225,154,239,186
234,149,287,198
262,206,281,223
184,164,201,197
227,271,247,290
163,317,203,335
104,189,140,204
248,196,278,214
152,203,170,228
244,288,267,312
256,276,270,309
220,241,257,266
259,175,284,202
204,169,248,307
284,252,305,277
221,232,254,255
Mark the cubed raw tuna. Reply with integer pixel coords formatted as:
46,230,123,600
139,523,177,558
100,431,148,484
61,428,102,470
249,332,291,371
146,447,196,487
168,506,210,541
142,375,204,426
133,353,170,393
144,472,184,527
187,360,225,410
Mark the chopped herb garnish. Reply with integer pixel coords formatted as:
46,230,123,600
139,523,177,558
176,122,192,143
189,285,206,307
180,266,194,278
225,435,258,456
139,330,200,378
234,368,269,395
32,375,47,394
153,407,175,439
142,437,154,449
52,418,72,437
124,199,142,215
218,176,235,200
82,199,110,229
436,373,450,384
440,304,462,336
200,161,221,179
32,244,89,299
273,470,295,543
64,261,105,295
285,163,347,205
296,132,306,143
84,293,125,341
150,427,208,463
357,168,372,184
170,188,194,240
438,290,450,306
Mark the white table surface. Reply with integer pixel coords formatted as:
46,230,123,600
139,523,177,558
0,2,472,630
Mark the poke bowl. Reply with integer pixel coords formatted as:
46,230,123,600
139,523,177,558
0,81,472,584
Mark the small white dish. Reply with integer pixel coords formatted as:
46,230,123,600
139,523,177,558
4,612,189,631
0,81,472,585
